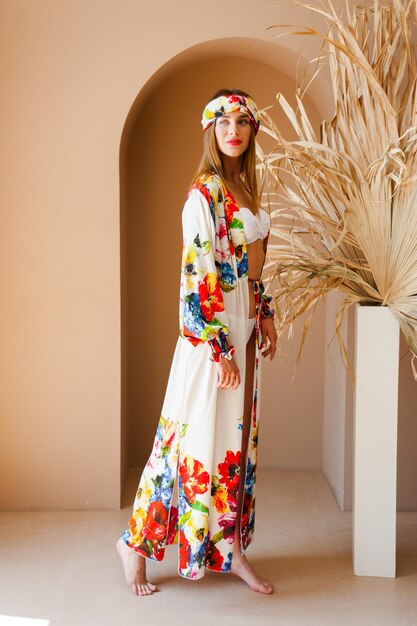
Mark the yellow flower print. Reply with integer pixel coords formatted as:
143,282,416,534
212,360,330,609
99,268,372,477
129,507,146,544
211,475,230,514
184,244,197,267
213,486,229,514
251,425,259,450
135,475,153,508
159,415,178,456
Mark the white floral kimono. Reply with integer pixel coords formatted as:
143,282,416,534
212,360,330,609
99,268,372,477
123,173,274,579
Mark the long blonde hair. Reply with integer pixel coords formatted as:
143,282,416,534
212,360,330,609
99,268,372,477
191,89,260,211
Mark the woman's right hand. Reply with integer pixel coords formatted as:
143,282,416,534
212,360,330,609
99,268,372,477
215,356,241,390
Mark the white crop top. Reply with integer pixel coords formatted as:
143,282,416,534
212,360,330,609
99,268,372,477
239,207,270,244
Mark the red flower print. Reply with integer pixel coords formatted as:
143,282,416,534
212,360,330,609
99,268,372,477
224,195,238,255
228,95,240,104
142,501,168,543
218,221,227,240
218,511,237,543
252,391,258,427
179,529,190,571
182,326,202,346
215,244,231,262
205,536,224,570
241,492,252,527
193,182,211,207
179,455,210,504
166,506,178,545
198,274,224,322
241,494,255,550
164,430,176,451
137,537,165,561
224,199,237,227
218,450,241,497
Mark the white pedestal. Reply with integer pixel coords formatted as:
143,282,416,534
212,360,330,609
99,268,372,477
353,305,400,578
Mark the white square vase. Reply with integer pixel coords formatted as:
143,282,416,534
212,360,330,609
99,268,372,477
353,304,400,578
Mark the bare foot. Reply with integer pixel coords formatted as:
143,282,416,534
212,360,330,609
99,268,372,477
231,552,273,594
116,537,159,596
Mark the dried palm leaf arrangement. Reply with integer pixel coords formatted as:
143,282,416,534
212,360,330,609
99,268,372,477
258,0,417,375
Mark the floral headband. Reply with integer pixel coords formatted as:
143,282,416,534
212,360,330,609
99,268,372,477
201,94,260,135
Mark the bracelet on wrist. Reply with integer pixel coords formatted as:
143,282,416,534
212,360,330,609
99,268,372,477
209,338,235,363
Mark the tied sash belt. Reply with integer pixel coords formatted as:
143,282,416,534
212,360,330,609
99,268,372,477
248,278,266,349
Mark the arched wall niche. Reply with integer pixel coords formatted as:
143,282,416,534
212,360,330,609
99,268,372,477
119,36,329,492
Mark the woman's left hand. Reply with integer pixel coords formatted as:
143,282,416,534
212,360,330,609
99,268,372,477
260,317,277,360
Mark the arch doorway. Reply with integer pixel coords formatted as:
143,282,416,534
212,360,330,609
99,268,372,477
119,39,329,496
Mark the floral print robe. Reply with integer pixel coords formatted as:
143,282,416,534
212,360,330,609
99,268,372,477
123,173,274,579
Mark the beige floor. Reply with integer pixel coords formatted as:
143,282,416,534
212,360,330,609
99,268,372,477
1,469,417,626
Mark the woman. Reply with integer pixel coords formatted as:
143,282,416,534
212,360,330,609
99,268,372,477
117,89,277,596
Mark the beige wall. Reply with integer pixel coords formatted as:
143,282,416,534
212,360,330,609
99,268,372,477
1,0,416,510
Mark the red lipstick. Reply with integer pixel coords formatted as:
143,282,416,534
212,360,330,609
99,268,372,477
226,140,242,146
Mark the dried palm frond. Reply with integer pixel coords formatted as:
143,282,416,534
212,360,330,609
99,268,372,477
259,0,417,376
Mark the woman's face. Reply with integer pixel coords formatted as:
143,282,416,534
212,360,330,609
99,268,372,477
214,110,252,158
